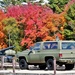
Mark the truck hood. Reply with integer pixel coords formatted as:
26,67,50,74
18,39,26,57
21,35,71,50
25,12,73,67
16,49,30,56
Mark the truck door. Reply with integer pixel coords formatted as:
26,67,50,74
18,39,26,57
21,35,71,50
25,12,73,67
28,43,41,63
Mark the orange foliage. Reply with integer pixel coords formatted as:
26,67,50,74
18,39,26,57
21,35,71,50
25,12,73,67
60,27,64,31
0,10,7,49
51,26,58,32
0,31,5,39
0,10,6,21
42,12,66,40
43,36,54,41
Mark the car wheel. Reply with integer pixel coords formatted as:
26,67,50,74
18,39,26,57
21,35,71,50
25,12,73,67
19,59,28,70
65,64,74,70
39,64,46,70
46,59,54,70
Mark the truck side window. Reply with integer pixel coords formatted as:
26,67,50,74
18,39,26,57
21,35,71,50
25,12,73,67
62,42,75,50
43,42,51,49
43,42,58,50
33,43,41,50
51,42,58,49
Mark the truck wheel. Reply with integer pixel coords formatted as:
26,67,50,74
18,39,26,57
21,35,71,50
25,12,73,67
19,59,28,70
65,64,74,70
39,64,46,70
46,59,54,70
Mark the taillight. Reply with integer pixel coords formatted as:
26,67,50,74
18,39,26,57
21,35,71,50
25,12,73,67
59,53,62,58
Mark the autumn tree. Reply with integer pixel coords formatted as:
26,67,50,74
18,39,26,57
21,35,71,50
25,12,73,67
0,10,7,49
2,17,22,52
47,0,75,40
6,3,66,48
0,0,75,51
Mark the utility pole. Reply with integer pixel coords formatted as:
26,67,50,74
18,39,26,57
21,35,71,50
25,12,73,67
8,31,10,47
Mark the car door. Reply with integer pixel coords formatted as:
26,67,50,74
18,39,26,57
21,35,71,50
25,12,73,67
28,42,41,63
39,41,59,63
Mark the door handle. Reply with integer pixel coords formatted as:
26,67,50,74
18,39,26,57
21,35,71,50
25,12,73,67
37,50,40,52
71,52,73,54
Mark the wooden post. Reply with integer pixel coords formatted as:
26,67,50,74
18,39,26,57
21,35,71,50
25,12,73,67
12,57,15,73
54,57,56,75
1,56,4,70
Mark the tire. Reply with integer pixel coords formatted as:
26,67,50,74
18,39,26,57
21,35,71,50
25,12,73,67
46,59,54,70
65,64,74,70
19,59,28,70
39,64,46,70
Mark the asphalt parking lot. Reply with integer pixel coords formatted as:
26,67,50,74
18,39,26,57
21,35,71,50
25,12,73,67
0,64,75,75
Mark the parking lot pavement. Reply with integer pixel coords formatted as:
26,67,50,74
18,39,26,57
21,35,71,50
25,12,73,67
0,69,75,75
0,64,75,75
0,65,75,75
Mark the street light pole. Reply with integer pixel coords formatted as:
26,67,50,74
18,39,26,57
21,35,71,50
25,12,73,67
8,31,10,47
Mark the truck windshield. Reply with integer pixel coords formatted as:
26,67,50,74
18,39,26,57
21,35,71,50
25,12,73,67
62,42,75,50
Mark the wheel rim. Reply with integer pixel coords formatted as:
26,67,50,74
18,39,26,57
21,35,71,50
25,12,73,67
47,59,53,70
48,62,52,68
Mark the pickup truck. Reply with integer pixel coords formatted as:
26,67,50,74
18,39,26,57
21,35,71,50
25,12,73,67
17,41,75,70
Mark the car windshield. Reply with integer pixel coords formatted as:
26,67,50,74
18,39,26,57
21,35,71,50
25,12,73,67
30,43,41,50
62,42,75,50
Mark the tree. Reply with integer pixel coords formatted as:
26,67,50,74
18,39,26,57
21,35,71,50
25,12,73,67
47,0,75,40
0,10,7,49
6,3,66,48
64,3,75,40
3,17,22,52
47,0,69,13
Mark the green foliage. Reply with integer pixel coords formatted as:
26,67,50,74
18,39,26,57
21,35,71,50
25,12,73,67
2,17,22,52
64,3,75,40
47,0,70,13
66,4,75,20
63,29,73,40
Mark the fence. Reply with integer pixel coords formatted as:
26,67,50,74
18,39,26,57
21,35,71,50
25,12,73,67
0,56,57,74
0,57,75,75
0,56,16,73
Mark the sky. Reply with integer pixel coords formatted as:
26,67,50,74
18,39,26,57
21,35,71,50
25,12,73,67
34,0,49,3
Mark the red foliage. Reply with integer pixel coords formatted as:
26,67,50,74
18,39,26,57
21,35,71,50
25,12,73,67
6,3,66,48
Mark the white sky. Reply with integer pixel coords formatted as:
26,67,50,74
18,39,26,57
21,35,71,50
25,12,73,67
36,0,49,3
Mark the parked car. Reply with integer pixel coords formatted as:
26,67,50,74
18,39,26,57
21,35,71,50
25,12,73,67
4,55,13,63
